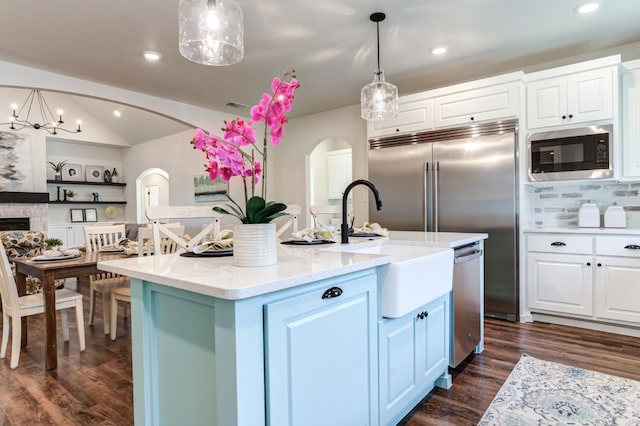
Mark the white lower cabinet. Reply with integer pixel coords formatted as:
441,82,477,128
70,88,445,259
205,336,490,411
526,232,640,326
595,236,640,323
47,223,87,246
378,293,449,426
527,252,593,316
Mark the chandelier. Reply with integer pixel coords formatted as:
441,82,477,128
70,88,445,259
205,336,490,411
2,89,82,134
178,0,244,66
361,12,398,121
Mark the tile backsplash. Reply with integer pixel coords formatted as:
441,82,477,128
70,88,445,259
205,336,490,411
525,182,640,228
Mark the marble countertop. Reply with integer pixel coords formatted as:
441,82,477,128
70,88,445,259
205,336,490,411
98,231,486,301
524,227,640,235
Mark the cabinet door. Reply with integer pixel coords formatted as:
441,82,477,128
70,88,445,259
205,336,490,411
622,69,640,177
378,313,416,426
527,77,567,128
527,68,614,129
264,273,377,426
596,256,640,323
47,224,71,245
566,67,613,124
368,97,433,138
378,294,448,426
527,252,593,316
415,295,448,387
433,83,519,128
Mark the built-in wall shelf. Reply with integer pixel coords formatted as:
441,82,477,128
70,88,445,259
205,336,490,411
47,180,126,187
48,201,127,205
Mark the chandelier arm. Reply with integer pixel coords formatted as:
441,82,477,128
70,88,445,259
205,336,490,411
37,89,58,127
2,89,81,133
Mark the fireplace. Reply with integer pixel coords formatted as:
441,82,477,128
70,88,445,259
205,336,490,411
0,217,30,231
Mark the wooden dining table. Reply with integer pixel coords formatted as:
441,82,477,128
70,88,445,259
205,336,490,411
13,251,126,370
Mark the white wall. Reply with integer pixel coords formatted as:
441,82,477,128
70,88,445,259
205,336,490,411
271,104,367,229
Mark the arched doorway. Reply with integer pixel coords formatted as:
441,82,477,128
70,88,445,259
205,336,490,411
136,168,170,223
307,137,352,227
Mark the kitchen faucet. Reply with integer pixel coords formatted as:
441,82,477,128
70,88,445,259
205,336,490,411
341,179,383,244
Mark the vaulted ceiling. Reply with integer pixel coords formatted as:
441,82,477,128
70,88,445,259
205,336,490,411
1,1,640,142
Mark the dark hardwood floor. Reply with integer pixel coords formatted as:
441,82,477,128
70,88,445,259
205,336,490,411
2,289,640,426
402,319,640,426
0,281,133,425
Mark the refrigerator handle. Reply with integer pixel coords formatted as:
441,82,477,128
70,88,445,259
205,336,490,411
423,161,429,232
434,161,440,232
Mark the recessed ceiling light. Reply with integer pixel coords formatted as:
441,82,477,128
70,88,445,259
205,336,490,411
113,110,122,118
574,2,599,14
143,51,161,61
430,46,448,55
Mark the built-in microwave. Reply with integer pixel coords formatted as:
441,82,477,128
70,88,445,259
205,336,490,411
527,124,612,182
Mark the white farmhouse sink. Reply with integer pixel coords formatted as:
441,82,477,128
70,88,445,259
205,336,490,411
328,241,454,318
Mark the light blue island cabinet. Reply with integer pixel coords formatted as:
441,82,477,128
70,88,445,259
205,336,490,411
129,269,378,426
98,240,463,426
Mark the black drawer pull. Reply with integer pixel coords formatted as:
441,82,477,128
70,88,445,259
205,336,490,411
416,311,429,320
586,262,591,266
322,287,343,299
550,241,566,247
624,244,640,250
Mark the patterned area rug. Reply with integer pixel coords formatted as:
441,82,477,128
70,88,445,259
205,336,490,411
479,354,640,425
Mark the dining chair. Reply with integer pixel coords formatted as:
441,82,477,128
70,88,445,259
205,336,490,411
310,204,353,228
276,204,301,238
0,244,85,369
110,223,184,340
82,224,129,335
137,224,185,256
145,205,222,254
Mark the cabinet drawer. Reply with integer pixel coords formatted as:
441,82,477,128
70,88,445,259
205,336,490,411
527,234,592,254
596,236,640,258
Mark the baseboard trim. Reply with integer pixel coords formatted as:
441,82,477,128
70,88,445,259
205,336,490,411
532,313,640,338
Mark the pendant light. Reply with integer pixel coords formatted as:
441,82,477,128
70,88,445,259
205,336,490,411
178,0,244,66
361,12,398,121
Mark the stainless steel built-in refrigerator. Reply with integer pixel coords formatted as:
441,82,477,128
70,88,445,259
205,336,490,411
368,120,519,321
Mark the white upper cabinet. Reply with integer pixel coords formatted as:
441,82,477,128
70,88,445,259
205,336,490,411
367,94,434,138
526,57,618,129
621,61,640,178
432,82,520,128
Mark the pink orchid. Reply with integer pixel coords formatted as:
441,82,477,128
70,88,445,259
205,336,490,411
191,70,299,204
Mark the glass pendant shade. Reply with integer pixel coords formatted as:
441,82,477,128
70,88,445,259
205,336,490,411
178,0,244,66
361,70,398,121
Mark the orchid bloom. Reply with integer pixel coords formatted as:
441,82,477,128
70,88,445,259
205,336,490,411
191,70,300,202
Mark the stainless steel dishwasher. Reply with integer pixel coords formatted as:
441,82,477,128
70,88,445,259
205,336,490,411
451,242,483,367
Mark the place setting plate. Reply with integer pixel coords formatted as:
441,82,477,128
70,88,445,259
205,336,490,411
32,254,82,262
281,239,335,245
180,248,234,257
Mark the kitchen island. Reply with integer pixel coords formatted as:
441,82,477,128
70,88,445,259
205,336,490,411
98,232,486,426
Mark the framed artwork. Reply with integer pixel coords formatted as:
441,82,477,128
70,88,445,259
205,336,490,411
193,174,229,202
70,208,84,223
86,165,105,182
64,163,84,181
84,208,98,222
0,132,33,191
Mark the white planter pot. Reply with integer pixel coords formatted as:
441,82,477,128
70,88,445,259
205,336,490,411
233,223,277,267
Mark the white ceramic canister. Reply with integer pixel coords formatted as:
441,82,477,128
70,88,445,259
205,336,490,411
604,205,626,228
578,203,600,228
